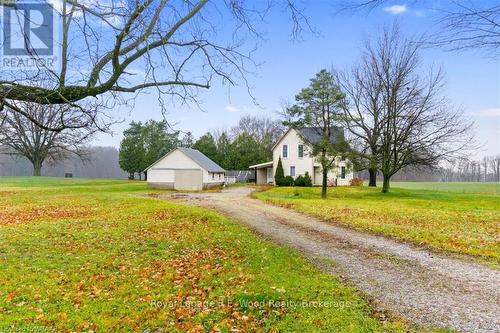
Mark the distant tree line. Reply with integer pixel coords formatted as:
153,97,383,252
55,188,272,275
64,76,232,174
0,147,127,178
440,155,500,182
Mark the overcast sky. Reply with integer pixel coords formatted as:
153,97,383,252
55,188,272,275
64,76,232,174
92,1,499,159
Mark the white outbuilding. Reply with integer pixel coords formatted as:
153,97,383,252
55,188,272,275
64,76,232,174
145,147,225,191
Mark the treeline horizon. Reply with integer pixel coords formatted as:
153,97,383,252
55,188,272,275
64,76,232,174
1,145,498,183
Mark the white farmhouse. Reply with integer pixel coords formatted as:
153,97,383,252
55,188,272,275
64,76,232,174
250,127,353,186
145,147,225,190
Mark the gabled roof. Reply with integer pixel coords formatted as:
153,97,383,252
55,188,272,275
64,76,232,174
272,127,344,150
177,147,225,172
299,127,344,145
145,147,225,173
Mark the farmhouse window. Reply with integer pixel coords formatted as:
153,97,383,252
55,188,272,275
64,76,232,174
298,144,304,158
341,166,346,179
283,145,288,158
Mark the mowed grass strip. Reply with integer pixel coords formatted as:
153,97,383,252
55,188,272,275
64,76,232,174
255,184,500,265
391,181,499,194
0,177,410,332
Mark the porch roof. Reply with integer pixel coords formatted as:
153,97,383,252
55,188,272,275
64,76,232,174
249,161,273,169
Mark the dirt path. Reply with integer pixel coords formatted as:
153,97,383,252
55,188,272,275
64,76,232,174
165,187,499,333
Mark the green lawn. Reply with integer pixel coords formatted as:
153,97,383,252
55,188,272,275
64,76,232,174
392,181,499,194
255,183,500,265
0,177,411,332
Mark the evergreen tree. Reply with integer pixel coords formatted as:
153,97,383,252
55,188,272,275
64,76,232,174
180,132,194,148
119,120,181,180
142,120,179,179
228,133,266,170
275,156,285,185
216,132,232,169
284,69,349,198
119,122,145,179
193,133,218,162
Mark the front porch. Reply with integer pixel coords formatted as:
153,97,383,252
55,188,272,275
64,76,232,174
249,161,274,185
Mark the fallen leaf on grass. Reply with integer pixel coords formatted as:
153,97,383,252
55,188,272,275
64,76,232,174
0,206,92,225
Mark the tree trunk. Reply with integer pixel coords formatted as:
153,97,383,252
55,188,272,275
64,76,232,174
382,174,390,193
368,168,377,187
321,168,328,198
32,159,42,176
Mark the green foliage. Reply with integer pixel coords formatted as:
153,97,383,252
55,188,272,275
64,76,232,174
119,122,145,179
274,157,285,185
283,69,350,196
142,120,180,171
119,136,143,179
215,132,232,169
283,176,295,186
193,132,218,162
295,172,313,187
180,132,194,148
228,133,268,170
119,121,181,179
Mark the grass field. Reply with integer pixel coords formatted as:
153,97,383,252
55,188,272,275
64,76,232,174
255,183,499,265
391,181,499,194
0,177,411,332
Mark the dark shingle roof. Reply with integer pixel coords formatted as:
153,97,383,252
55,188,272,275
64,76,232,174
298,127,344,145
178,147,225,173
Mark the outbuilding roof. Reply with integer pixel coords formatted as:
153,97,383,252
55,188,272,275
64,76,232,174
177,147,225,173
144,147,225,173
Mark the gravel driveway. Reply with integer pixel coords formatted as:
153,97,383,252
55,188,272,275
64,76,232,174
166,186,499,333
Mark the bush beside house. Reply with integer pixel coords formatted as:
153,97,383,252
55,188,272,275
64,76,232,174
275,159,313,187
295,172,312,187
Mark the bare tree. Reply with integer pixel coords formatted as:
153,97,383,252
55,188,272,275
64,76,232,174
0,103,98,176
340,1,500,56
490,155,500,182
334,54,385,186
352,26,475,192
231,115,285,149
0,1,312,130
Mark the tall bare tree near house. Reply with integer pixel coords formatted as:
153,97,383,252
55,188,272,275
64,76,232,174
0,1,312,130
341,1,500,57
283,70,350,198
363,26,475,193
334,55,385,187
231,115,285,154
0,103,98,176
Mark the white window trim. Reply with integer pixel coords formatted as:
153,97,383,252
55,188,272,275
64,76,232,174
290,166,296,178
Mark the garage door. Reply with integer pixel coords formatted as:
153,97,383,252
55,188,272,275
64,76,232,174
174,169,203,191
